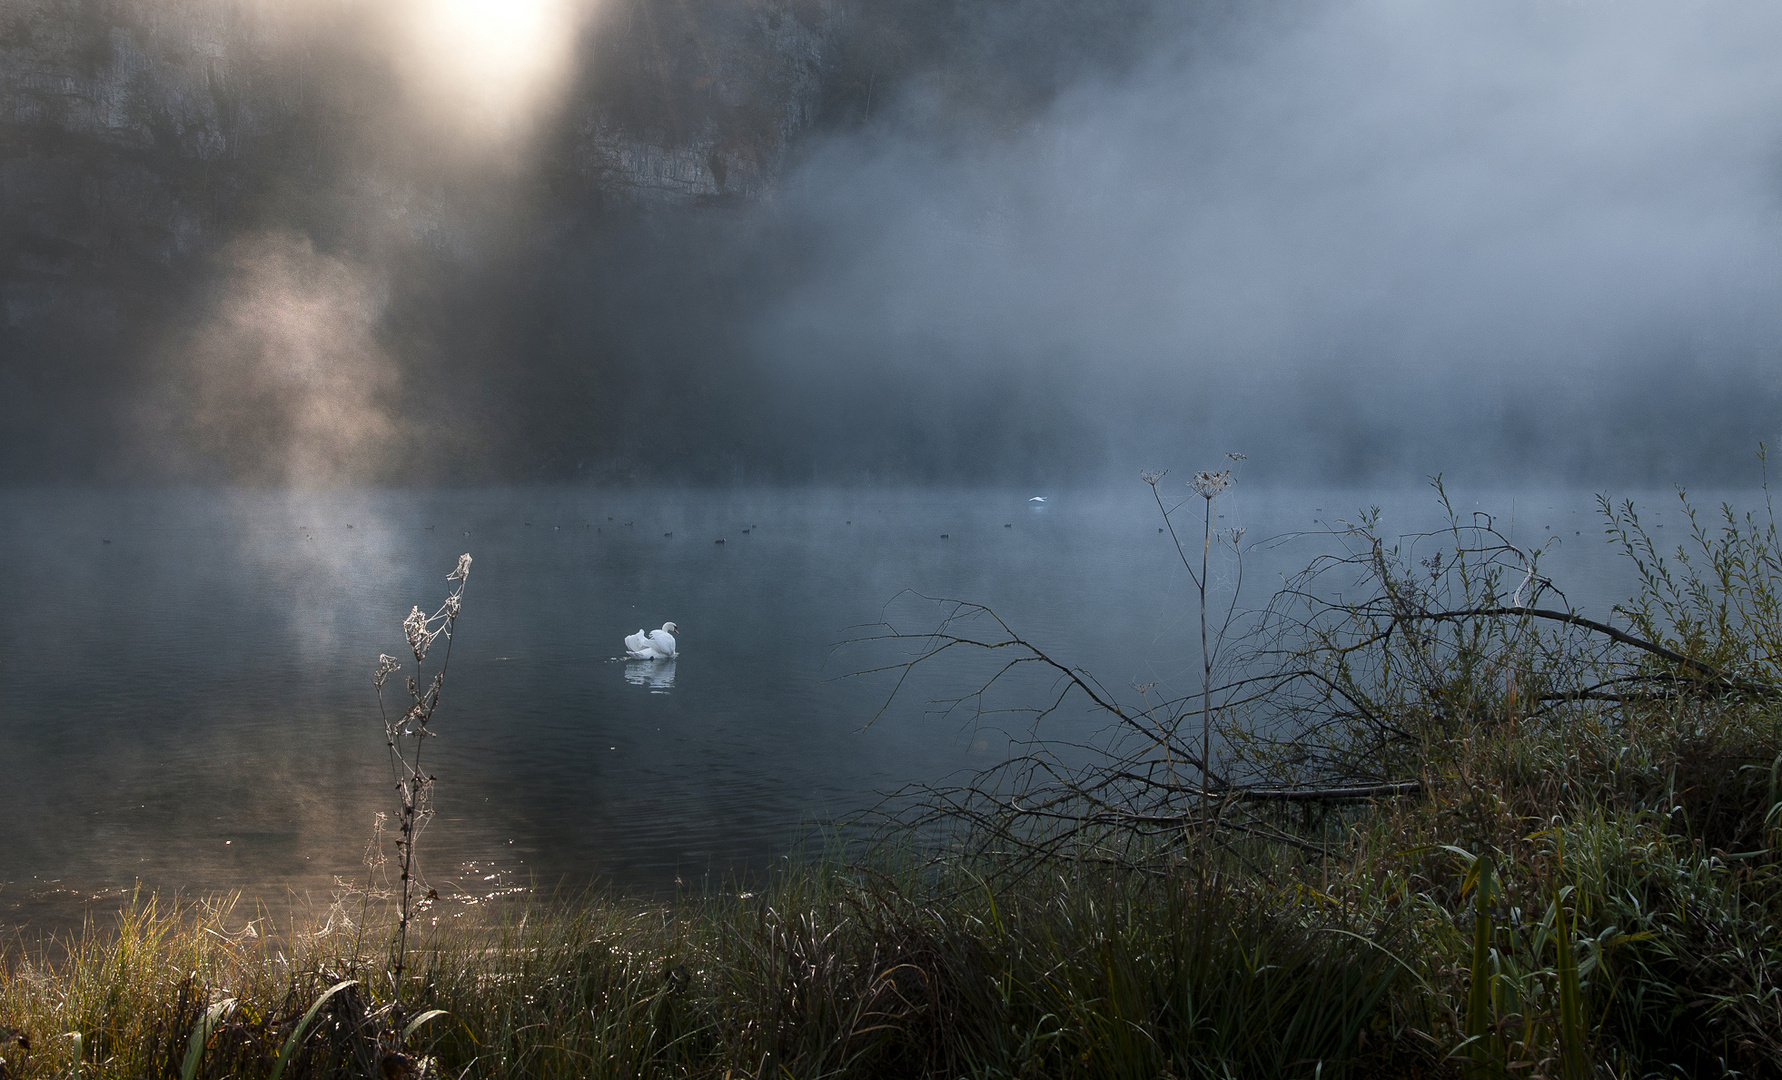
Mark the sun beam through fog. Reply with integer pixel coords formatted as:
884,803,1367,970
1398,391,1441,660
395,0,589,144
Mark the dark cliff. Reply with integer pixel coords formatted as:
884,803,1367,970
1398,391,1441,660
0,0,1157,484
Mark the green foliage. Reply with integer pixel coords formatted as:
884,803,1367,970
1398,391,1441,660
1604,445,1782,685
1234,479,1586,790
267,979,356,1080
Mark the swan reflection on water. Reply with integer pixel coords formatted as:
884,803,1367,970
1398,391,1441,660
624,658,676,693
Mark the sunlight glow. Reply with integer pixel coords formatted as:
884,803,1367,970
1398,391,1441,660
398,0,586,143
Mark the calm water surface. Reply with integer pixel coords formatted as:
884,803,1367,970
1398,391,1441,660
0,483,1706,932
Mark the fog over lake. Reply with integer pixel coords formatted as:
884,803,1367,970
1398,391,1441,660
4,0,1781,938
4,0,1782,487
1,480,1713,931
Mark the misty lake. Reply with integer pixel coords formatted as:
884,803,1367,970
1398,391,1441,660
0,482,1709,932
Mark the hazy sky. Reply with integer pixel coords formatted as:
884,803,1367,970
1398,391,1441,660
5,0,1781,485
753,0,1782,481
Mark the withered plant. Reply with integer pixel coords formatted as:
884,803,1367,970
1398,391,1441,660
1149,453,1247,815
373,552,472,1008
851,457,1288,876
855,466,1782,879
1240,476,1782,792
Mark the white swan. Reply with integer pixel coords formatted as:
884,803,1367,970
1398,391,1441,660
624,622,679,659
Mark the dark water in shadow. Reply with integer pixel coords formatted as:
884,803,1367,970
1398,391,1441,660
0,482,1698,934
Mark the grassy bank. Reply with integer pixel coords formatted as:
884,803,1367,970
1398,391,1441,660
4,697,1778,1077
5,482,1782,1079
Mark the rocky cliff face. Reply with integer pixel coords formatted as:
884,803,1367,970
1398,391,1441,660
563,0,837,204
0,0,844,477
0,0,1153,482
0,0,836,291
0,1,345,318
1,1,346,478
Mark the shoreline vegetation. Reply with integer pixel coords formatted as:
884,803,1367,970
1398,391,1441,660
6,471,1782,1079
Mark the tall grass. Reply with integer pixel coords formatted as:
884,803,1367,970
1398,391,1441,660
2,706,1777,1077
0,859,1411,1079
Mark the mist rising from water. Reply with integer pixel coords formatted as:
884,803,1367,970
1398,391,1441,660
752,0,1782,482
7,0,1781,485
170,233,399,486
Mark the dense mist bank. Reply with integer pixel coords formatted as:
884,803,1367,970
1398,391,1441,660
4,0,1780,486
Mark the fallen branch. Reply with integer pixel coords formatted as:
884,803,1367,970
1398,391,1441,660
1234,780,1425,803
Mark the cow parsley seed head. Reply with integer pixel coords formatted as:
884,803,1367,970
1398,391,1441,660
403,606,431,660
374,654,402,689
1190,470,1232,499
